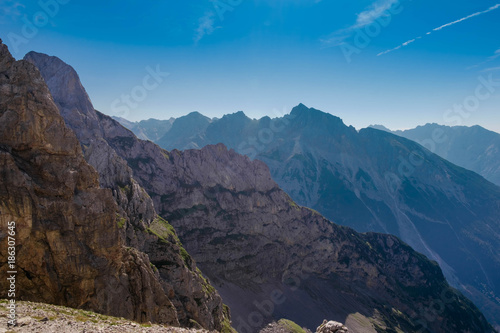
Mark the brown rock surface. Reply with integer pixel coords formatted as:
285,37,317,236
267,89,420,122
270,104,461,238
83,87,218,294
0,39,177,325
24,51,230,331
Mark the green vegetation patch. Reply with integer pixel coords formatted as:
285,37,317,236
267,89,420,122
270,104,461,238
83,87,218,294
196,267,216,295
116,213,126,229
278,319,307,333
221,304,237,333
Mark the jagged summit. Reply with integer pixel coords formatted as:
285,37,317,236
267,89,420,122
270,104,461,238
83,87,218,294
289,103,349,131
24,51,99,142
220,110,250,120
0,39,14,68
367,124,392,132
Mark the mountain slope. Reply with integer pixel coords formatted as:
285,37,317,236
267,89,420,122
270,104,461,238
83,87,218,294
0,39,178,325
23,50,230,330
151,104,500,328
98,131,496,332
387,123,500,186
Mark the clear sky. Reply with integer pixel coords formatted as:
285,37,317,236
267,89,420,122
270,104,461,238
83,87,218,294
1,0,500,132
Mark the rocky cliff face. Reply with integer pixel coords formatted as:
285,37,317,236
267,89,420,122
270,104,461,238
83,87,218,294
70,112,493,331
150,104,500,328
0,39,178,325
104,139,494,332
24,51,230,331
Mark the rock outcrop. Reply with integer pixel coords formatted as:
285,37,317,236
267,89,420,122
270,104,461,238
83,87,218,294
259,319,311,333
316,321,348,333
24,51,230,331
0,39,177,325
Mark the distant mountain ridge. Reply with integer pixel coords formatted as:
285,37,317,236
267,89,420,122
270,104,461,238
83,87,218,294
122,105,500,329
113,116,175,142
368,123,500,186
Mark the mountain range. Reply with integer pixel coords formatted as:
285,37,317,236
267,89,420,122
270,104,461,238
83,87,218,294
0,38,498,332
114,116,175,142
118,106,500,329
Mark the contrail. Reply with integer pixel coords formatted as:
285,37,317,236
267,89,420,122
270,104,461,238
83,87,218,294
378,4,500,56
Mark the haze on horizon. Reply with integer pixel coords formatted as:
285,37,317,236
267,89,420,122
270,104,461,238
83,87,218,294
1,0,499,132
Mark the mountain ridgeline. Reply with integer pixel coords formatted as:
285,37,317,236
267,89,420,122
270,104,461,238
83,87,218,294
128,105,500,329
114,116,175,142
370,123,500,186
20,49,498,332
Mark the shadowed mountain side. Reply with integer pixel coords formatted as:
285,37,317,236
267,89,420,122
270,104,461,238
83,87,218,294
372,123,500,186
95,113,495,332
142,105,500,328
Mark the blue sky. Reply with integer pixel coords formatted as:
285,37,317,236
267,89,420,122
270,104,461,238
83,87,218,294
1,0,500,132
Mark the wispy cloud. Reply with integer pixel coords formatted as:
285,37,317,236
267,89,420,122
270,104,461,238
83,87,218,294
468,48,500,70
378,4,500,56
481,66,500,73
0,0,24,22
356,0,398,27
194,11,217,44
321,0,398,47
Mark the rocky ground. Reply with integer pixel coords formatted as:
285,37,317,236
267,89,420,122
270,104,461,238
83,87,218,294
0,300,210,333
0,301,348,333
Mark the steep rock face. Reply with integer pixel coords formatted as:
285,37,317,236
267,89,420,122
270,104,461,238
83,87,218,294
88,111,494,332
0,39,177,324
151,104,500,328
25,51,229,331
24,51,157,229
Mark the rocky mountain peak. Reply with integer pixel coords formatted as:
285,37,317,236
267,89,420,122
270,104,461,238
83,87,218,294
367,124,391,132
289,104,349,133
223,110,249,120
0,38,179,325
25,50,232,331
24,51,99,144
0,39,14,70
